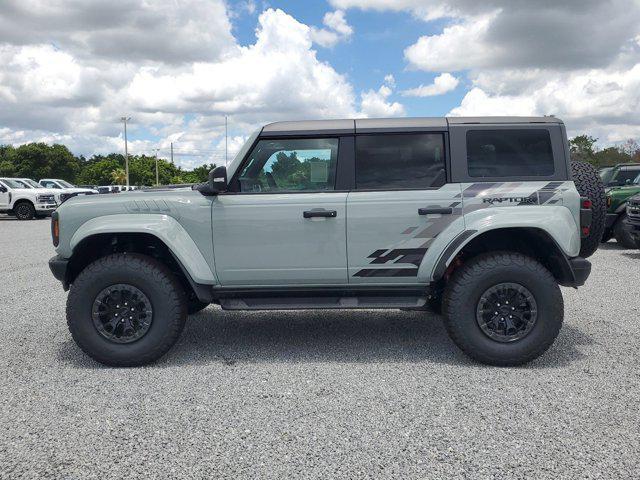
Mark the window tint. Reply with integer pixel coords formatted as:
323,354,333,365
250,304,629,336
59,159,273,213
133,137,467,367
355,133,446,190
614,168,640,184
238,138,338,192
466,129,554,178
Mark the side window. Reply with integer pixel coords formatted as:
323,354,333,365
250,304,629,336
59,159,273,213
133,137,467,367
42,181,59,189
355,133,446,190
466,129,554,177
615,168,640,184
238,138,338,192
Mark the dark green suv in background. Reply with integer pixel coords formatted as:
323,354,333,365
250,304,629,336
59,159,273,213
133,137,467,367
600,163,640,247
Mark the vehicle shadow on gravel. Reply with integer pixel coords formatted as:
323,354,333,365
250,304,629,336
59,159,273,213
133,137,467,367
57,308,592,369
598,241,627,250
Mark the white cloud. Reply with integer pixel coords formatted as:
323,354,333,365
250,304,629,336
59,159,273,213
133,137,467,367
335,0,640,144
0,0,236,65
0,6,379,163
310,10,353,48
450,65,640,142
402,73,459,97
359,83,405,117
404,13,499,72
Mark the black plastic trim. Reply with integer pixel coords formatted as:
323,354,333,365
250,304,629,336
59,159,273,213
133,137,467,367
48,254,69,289
432,230,477,280
210,285,429,300
566,257,591,287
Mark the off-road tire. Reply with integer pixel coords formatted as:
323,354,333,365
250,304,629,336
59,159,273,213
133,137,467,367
14,200,35,220
571,160,606,257
442,252,563,366
613,213,637,248
67,253,187,367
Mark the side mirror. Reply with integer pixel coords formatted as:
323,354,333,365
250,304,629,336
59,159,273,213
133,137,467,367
197,166,227,195
625,178,632,185
0,185,6,193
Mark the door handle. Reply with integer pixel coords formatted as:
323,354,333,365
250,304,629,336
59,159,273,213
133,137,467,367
418,207,453,215
303,209,337,219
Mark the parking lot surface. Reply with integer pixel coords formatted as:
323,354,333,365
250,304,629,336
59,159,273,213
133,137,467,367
0,216,639,479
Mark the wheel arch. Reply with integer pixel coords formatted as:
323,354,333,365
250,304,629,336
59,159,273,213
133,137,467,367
67,214,216,285
432,227,579,287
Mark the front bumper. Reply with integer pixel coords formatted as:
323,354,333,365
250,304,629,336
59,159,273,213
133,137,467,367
36,203,57,213
49,255,69,289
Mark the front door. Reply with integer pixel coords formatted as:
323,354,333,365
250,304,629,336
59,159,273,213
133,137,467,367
212,137,348,286
347,132,463,283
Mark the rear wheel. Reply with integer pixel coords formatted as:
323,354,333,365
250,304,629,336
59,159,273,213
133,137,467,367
442,252,563,366
14,201,35,220
67,253,187,366
571,160,606,257
613,213,637,248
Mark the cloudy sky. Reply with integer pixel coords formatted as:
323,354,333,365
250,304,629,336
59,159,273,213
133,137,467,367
1,0,639,168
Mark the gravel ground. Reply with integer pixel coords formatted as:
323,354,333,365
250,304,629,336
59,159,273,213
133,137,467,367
0,216,639,479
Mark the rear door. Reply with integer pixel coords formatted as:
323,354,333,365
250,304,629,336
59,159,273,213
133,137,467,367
346,131,463,283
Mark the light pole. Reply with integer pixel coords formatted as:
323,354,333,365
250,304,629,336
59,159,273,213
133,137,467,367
154,148,160,186
121,116,131,187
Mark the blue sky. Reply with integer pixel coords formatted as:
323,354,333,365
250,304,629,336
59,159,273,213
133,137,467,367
0,0,639,168
231,1,464,117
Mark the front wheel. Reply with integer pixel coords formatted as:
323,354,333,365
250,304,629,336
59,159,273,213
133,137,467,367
613,213,637,248
442,252,563,366
14,201,35,220
66,253,187,367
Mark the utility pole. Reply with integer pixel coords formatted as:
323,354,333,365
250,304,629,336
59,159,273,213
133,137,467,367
170,142,174,164
154,148,160,186
121,116,131,187
225,115,228,165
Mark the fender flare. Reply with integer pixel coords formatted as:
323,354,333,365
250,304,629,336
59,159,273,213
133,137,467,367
70,214,217,284
428,205,581,282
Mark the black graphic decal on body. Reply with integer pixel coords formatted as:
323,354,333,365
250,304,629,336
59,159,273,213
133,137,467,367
368,248,428,267
353,268,419,278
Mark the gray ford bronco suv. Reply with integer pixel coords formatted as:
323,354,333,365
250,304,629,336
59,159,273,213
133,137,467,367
49,117,605,367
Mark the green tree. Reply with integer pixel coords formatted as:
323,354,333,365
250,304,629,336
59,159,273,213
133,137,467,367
111,168,127,184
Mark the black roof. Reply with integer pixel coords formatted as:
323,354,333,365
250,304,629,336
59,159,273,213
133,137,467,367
261,116,563,136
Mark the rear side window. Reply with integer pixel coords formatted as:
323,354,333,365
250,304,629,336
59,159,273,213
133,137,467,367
466,129,554,177
355,133,446,190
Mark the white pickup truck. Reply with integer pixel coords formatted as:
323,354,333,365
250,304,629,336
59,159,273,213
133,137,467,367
38,178,98,204
0,178,58,220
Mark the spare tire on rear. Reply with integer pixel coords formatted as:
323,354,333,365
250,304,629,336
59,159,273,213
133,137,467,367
571,160,606,258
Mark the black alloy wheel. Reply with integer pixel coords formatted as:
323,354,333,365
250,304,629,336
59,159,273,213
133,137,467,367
91,284,153,343
475,282,538,343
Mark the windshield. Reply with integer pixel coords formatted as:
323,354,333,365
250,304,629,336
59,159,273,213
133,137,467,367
0,179,25,188
599,168,614,184
633,173,640,185
14,179,33,188
57,179,75,188
22,178,40,188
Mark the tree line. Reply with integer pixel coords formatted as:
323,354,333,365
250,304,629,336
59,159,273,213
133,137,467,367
1,135,639,186
0,143,215,186
569,136,639,167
